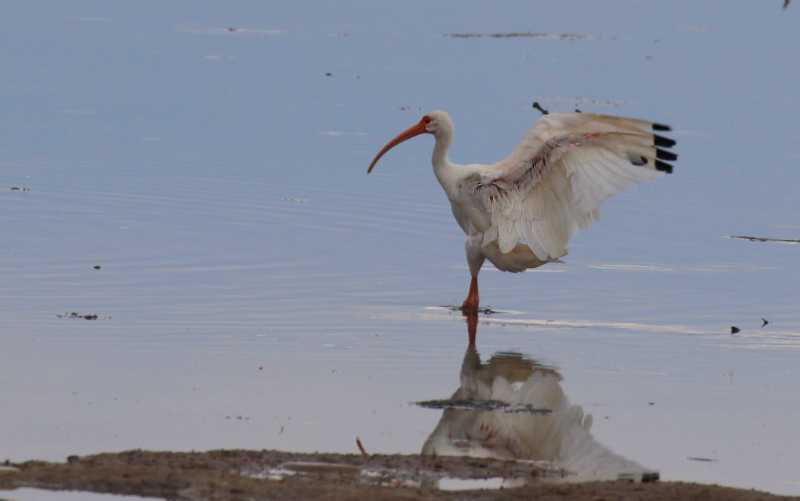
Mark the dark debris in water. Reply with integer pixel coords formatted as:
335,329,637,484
57,312,100,320
445,305,503,315
728,235,799,244
415,398,553,415
731,326,740,334
687,457,718,462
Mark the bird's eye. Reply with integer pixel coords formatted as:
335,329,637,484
423,117,432,124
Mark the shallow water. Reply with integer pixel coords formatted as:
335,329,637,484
1,488,152,501
1,1,799,496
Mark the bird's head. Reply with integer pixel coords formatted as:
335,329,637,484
367,111,453,173
420,110,453,137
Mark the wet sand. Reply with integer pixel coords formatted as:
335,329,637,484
2,449,796,501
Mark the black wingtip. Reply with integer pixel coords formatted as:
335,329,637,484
655,160,674,173
653,123,671,131
656,148,678,161
653,134,676,148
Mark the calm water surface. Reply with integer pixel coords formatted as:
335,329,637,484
2,488,150,501
1,1,798,496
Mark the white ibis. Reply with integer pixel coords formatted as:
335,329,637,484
367,110,676,311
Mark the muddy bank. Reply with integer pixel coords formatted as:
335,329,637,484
1,449,795,501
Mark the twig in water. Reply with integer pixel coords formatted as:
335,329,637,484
356,437,368,457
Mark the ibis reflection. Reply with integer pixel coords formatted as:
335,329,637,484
419,312,658,484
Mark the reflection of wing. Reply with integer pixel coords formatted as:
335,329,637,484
422,347,657,482
465,113,676,260
483,351,559,383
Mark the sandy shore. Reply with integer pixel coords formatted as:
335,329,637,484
1,449,796,501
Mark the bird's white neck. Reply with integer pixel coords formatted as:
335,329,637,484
431,131,456,192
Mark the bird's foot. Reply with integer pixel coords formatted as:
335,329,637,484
460,300,479,313
461,277,480,313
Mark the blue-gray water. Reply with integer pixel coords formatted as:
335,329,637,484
1,1,798,496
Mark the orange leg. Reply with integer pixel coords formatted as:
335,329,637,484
461,276,480,312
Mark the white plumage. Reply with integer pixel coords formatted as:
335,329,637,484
368,110,676,310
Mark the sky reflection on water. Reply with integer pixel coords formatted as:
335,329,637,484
1,0,798,496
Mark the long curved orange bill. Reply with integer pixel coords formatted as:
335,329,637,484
367,119,428,173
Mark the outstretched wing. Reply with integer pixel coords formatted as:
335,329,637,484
467,112,676,261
